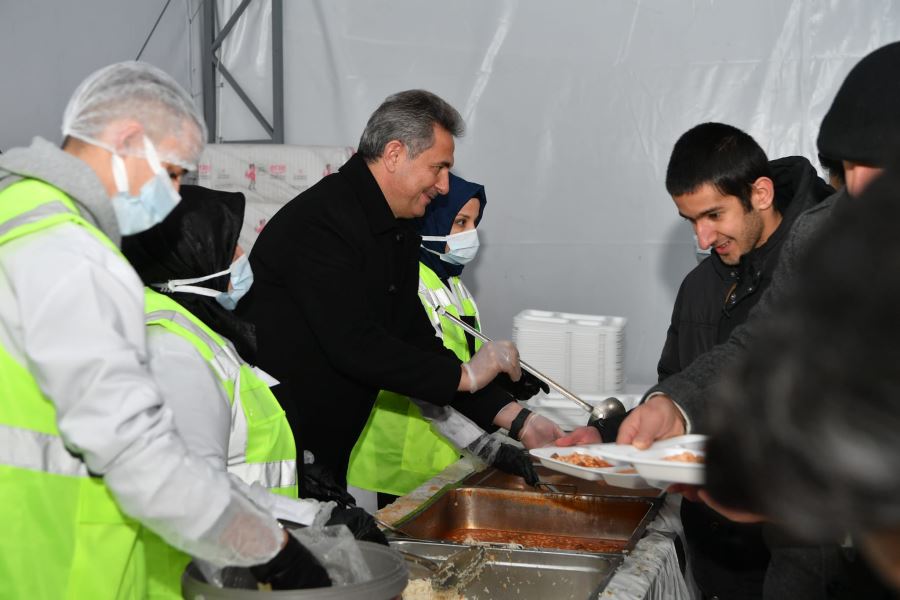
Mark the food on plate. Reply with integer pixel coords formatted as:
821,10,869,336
616,468,638,474
662,451,704,463
550,452,613,468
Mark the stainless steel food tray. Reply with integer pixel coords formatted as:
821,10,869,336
393,487,659,555
392,539,621,600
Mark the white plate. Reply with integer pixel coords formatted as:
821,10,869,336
599,466,653,489
530,446,655,489
585,435,707,488
529,445,620,481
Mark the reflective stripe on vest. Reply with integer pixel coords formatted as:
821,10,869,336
144,290,297,495
0,200,73,238
346,263,480,495
418,266,482,355
0,423,89,477
0,178,146,599
228,460,298,490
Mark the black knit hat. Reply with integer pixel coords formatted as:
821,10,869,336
817,41,900,167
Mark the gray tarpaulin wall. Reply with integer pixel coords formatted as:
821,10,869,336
4,0,900,386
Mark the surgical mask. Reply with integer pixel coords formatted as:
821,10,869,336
153,254,254,310
109,136,181,235
421,229,480,266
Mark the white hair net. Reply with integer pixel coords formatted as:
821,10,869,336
62,61,207,170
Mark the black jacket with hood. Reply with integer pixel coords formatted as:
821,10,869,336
656,156,833,598
656,156,834,381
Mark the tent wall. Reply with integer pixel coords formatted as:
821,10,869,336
0,0,199,150
272,1,900,387
3,0,900,387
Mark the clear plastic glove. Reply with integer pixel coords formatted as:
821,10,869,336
462,340,521,393
411,398,485,450
555,425,604,447
518,412,565,449
249,533,332,590
241,481,335,527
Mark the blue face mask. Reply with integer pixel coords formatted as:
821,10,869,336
217,254,253,309
153,254,254,311
421,229,480,266
110,136,181,235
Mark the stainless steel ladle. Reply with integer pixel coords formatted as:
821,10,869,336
434,307,627,427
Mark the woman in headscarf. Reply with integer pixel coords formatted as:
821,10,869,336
121,185,382,596
347,173,558,506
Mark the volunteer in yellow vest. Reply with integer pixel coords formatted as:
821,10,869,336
122,185,347,596
349,173,558,503
0,61,328,598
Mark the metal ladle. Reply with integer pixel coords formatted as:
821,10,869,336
434,307,627,427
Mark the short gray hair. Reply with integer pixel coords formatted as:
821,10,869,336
357,90,464,162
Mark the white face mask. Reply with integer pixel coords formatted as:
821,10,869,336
109,136,181,235
152,254,254,311
421,229,480,266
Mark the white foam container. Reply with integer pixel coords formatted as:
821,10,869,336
513,309,627,396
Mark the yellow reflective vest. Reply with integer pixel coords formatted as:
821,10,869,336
347,263,481,495
141,288,298,597
0,178,298,598
0,179,150,599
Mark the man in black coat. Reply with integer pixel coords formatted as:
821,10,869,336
239,90,559,485
656,123,833,600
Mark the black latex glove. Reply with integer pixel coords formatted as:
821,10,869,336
494,371,550,401
326,506,390,546
249,534,332,590
299,463,357,508
589,410,629,442
492,443,540,486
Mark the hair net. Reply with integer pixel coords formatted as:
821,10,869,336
62,61,207,170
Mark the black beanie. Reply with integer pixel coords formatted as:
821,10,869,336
817,41,900,167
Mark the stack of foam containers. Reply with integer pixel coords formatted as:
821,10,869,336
512,310,626,395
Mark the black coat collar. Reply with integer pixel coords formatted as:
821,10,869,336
339,153,415,235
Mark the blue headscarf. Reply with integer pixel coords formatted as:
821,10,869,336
416,172,487,281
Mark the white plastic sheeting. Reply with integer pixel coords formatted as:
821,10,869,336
215,0,900,386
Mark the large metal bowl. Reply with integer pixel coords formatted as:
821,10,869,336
181,541,407,599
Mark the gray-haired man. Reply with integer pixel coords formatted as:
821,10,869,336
240,90,562,489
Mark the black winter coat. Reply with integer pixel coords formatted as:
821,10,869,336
655,156,834,599
239,154,510,482
656,156,834,382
